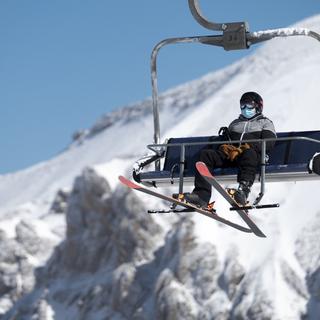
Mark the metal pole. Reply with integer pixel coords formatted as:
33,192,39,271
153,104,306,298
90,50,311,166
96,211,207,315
151,36,224,145
178,144,186,194
150,36,224,170
254,140,266,205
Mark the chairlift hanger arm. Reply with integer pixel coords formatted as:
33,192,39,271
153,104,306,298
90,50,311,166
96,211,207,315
151,35,225,146
188,0,223,31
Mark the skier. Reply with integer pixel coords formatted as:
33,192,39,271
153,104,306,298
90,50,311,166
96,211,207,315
184,91,277,207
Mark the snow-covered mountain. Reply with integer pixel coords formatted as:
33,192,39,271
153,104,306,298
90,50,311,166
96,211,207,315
1,15,320,319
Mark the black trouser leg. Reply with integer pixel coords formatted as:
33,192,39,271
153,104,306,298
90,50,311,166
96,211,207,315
236,148,260,185
193,149,227,203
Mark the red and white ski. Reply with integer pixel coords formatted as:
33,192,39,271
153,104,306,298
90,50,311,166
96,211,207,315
195,161,266,238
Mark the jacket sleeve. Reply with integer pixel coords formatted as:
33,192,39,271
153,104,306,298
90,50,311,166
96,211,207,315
256,119,277,153
262,129,277,153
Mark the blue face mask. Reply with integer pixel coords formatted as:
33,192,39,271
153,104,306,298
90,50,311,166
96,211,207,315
241,105,257,119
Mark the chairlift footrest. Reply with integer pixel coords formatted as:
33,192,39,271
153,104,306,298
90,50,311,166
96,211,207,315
229,203,280,211
148,208,194,214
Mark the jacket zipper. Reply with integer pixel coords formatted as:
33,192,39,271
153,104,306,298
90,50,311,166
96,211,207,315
239,121,249,144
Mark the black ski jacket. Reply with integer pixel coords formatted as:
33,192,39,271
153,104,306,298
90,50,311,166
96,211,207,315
228,114,277,153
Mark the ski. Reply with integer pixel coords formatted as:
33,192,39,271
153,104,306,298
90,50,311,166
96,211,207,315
119,176,252,234
195,162,266,238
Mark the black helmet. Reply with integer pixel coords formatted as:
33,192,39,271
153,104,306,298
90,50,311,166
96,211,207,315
240,92,263,113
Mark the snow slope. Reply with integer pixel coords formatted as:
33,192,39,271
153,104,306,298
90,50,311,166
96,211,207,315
1,14,320,319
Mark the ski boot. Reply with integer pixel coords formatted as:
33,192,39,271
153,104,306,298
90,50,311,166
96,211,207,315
233,181,252,206
173,192,207,208
173,192,215,212
184,193,208,207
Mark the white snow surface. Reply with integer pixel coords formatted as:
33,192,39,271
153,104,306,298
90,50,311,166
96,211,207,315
1,14,320,319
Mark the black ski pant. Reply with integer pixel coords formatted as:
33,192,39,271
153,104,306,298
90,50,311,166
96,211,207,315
193,148,260,203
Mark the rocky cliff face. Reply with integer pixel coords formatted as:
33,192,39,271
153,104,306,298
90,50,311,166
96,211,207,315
0,219,57,317
4,168,319,320
2,168,163,319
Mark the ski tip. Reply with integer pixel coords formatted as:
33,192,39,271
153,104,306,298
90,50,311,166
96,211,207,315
196,161,211,177
118,175,140,189
258,233,267,238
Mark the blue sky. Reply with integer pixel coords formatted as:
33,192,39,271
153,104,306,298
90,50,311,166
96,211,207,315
0,1,319,174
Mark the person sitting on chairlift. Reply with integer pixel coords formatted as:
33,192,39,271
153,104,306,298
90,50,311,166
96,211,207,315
184,91,277,207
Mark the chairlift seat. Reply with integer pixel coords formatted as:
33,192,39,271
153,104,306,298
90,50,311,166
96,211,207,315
138,130,320,186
